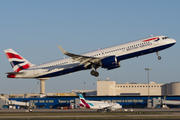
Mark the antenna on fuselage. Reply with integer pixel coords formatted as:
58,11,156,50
151,35,153,37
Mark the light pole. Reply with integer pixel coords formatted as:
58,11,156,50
145,68,151,100
93,83,95,91
84,82,86,90
37,81,39,94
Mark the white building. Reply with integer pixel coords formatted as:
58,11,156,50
97,80,180,96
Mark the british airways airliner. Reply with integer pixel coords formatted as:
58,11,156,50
4,35,176,79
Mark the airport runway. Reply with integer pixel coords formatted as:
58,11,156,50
1,108,180,112
1,108,180,119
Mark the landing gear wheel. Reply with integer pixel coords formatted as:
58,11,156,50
94,72,99,77
90,70,99,77
158,56,161,60
91,70,95,75
156,52,161,60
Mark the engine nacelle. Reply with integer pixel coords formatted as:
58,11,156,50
107,62,121,70
101,56,117,68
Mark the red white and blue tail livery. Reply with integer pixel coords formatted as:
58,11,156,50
4,49,35,78
4,35,176,79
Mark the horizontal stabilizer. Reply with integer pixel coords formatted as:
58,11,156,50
6,72,25,75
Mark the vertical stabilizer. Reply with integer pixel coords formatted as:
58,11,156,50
4,49,34,72
79,94,90,109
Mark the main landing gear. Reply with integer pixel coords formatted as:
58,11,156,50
156,52,161,60
90,65,99,77
90,70,99,77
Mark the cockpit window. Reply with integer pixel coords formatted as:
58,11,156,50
162,37,169,40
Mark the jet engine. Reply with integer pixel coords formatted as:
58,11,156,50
107,62,121,70
101,56,117,68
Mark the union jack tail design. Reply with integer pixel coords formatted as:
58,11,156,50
4,49,34,72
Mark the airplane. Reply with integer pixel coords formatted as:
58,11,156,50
4,35,176,79
79,94,122,112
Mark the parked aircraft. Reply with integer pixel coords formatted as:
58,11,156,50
4,35,176,78
79,94,122,112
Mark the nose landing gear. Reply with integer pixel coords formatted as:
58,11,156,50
156,52,161,60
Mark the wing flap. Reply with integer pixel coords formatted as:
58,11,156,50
79,58,92,65
84,62,91,68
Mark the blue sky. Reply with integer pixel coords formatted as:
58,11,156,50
0,0,180,94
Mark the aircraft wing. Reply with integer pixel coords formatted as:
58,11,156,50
57,45,101,68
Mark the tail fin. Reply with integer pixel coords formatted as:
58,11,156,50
79,94,90,109
4,49,34,72
79,94,86,102
79,94,87,104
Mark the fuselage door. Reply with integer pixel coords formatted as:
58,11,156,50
154,40,159,46
101,51,104,57
34,68,39,76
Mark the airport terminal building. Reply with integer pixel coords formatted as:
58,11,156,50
97,80,180,96
1,79,180,109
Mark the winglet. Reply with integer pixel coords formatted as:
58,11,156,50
57,45,68,55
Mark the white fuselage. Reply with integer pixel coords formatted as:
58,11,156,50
86,100,122,110
13,35,176,79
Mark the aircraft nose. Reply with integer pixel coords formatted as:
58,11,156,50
172,39,176,44
169,39,176,44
